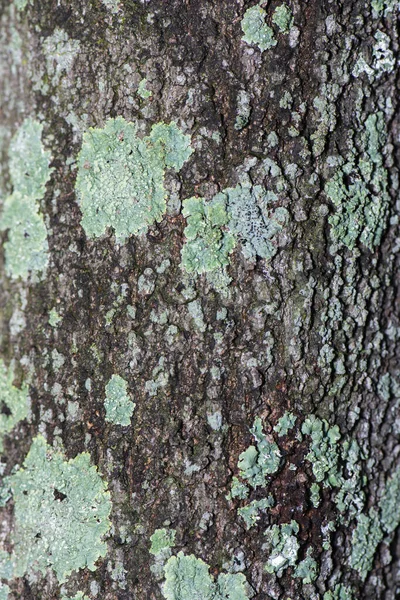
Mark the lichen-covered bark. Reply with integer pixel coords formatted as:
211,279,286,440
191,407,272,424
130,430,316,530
0,0,399,598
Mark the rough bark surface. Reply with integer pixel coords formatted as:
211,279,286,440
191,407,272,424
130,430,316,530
0,0,399,599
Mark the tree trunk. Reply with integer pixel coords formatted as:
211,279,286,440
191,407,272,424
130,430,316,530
0,0,399,598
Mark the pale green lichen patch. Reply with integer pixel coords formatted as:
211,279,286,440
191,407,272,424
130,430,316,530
326,112,390,250
226,184,289,261
323,584,354,600
0,119,52,280
75,117,192,243
42,29,80,87
163,552,249,600
272,4,293,33
150,528,176,556
101,0,120,12
293,548,318,583
0,359,29,453
274,411,297,437
14,0,30,10
62,593,89,600
238,417,282,488
104,374,135,426
0,583,10,600
49,308,62,327
237,496,274,530
350,468,400,579
181,195,236,275
137,78,152,99
1,435,112,583
371,0,399,15
264,521,300,576
241,4,276,52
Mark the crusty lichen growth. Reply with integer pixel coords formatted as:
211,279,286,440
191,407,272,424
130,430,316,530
272,4,293,33
1,435,111,583
0,119,52,280
181,195,236,275
264,521,300,576
75,117,192,243
104,374,135,426
326,112,390,250
237,417,282,488
0,359,29,453
241,4,276,52
350,469,400,579
162,552,249,600
225,184,289,261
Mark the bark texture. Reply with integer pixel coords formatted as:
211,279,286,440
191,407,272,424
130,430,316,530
0,0,399,598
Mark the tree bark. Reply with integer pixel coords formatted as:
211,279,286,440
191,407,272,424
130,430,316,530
0,0,399,599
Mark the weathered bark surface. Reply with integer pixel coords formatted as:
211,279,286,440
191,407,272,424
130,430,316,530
0,0,399,598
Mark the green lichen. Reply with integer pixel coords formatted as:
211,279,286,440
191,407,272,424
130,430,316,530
237,496,274,530
225,184,289,261
0,583,10,600
350,469,400,579
1,435,111,583
150,528,176,580
238,417,282,489
14,0,30,10
181,195,236,275
302,416,341,486
272,4,293,33
234,91,251,131
0,550,13,580
326,112,390,250
323,584,354,600
49,308,62,327
350,510,383,580
264,521,300,576
75,117,192,243
42,28,80,86
371,0,399,14
293,548,318,583
310,482,321,508
163,552,249,600
101,0,120,12
0,119,52,280
104,374,135,426
137,78,152,99
274,412,297,437
150,528,176,556
61,593,89,600
0,359,29,453
241,5,276,52
227,477,249,500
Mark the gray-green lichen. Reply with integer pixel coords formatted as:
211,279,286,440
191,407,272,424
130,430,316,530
371,0,399,15
264,521,300,576
272,4,293,33
61,593,89,600
241,4,276,52
350,469,400,579
150,528,176,579
104,374,135,426
101,0,120,12
237,496,274,530
0,359,29,452
293,548,318,583
1,435,112,583
163,552,250,600
326,112,390,250
0,583,10,600
181,195,236,275
237,417,282,488
225,184,289,261
273,411,297,437
137,78,152,99
75,117,192,243
0,119,52,280
49,308,62,327
323,584,354,600
42,28,80,87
